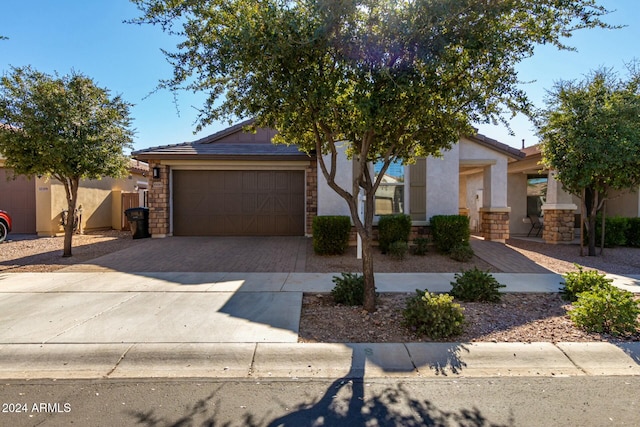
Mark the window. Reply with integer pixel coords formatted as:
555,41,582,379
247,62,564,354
374,160,404,215
527,175,547,217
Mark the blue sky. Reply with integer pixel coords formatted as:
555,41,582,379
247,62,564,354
1,0,638,153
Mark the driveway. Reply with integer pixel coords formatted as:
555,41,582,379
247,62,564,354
61,236,308,273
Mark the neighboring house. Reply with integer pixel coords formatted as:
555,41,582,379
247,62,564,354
507,145,640,243
133,119,524,242
0,157,148,235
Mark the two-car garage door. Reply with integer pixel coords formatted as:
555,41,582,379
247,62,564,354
172,170,305,236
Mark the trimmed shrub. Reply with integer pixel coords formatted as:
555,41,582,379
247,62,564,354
561,264,612,302
626,217,640,248
449,244,474,262
584,215,628,248
430,215,470,254
378,214,412,253
412,237,430,256
388,240,409,260
313,216,351,255
569,284,640,336
402,290,465,339
450,267,505,302
331,273,364,306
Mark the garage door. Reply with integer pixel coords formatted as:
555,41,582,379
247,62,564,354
0,169,36,234
173,170,305,236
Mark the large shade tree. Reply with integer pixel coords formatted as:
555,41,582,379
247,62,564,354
0,66,134,257
539,67,640,256
133,0,611,311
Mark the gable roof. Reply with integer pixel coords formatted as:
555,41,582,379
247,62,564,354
133,118,313,161
466,132,526,160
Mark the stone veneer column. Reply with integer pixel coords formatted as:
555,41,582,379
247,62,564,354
541,204,576,244
305,159,318,236
148,162,170,237
479,207,510,243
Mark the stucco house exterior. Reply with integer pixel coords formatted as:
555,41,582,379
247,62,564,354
507,145,640,243
0,157,149,235
133,119,524,242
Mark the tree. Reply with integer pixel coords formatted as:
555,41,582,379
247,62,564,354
539,67,640,256
0,66,134,257
132,0,611,312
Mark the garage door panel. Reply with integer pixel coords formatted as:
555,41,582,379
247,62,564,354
173,170,304,236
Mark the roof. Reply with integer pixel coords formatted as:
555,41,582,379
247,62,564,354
133,118,314,161
466,132,526,160
521,144,542,157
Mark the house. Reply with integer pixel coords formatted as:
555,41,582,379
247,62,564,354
507,145,640,243
0,157,149,236
133,119,525,242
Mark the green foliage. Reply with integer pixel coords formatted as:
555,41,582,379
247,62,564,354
378,214,412,253
450,268,506,302
430,215,471,254
402,290,465,339
584,215,628,247
331,273,364,306
561,264,612,302
449,244,475,262
626,218,640,247
412,237,430,256
0,66,134,257
569,284,640,336
388,240,409,260
539,68,640,255
313,216,351,255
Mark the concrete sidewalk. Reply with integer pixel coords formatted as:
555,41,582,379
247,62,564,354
1,271,639,379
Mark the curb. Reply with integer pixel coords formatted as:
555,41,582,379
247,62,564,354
1,342,639,380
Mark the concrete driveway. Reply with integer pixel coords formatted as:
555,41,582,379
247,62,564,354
61,236,309,273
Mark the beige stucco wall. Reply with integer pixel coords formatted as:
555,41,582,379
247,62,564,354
606,187,640,218
507,173,530,235
36,173,144,236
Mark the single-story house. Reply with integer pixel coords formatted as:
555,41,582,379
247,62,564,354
507,144,640,242
133,119,525,242
0,157,149,236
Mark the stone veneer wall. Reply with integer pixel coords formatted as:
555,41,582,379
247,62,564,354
542,209,575,244
148,163,170,237
480,210,510,242
305,159,318,236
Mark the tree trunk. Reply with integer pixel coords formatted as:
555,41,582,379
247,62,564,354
361,235,376,312
62,177,80,258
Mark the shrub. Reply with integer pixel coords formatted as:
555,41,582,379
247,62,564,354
388,240,409,260
430,215,470,253
560,264,612,302
449,244,474,262
450,267,505,302
378,214,412,253
313,216,351,255
331,273,364,306
569,284,640,336
412,237,430,256
584,215,628,248
402,290,465,339
626,217,640,248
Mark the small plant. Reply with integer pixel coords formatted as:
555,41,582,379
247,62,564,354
388,240,409,260
412,237,429,256
569,284,640,336
331,273,364,306
313,216,351,255
450,267,505,302
449,244,474,262
378,214,412,253
561,264,612,302
402,290,465,339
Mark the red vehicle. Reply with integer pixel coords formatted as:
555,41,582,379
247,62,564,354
0,210,11,243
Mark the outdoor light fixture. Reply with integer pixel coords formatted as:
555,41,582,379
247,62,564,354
152,166,160,179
